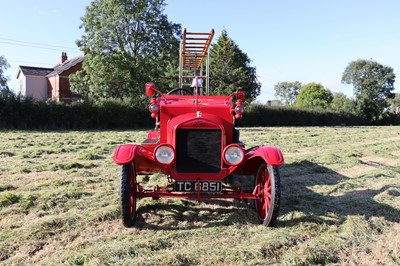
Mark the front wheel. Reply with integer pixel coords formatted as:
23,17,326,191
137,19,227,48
254,163,281,226
120,162,138,227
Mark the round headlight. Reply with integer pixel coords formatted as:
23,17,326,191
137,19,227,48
149,103,159,113
235,105,245,114
155,145,175,165
223,144,244,165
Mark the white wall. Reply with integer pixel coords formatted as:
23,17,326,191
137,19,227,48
24,76,48,101
17,76,25,95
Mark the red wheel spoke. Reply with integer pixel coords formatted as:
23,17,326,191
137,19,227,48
265,192,271,200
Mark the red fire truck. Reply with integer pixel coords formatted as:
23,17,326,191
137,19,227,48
113,29,284,227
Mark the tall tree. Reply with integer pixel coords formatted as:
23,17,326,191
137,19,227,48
0,55,10,91
296,82,333,109
330,92,353,113
342,59,395,121
71,0,181,102
274,81,302,105
210,30,261,102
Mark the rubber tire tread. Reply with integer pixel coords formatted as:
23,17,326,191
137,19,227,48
120,163,136,227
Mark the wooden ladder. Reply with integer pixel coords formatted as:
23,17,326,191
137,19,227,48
179,28,215,94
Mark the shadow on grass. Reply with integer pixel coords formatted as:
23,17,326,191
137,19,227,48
132,160,399,230
278,160,400,227
135,199,260,230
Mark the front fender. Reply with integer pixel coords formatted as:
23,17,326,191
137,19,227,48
249,146,284,167
113,144,138,165
113,144,162,175
234,146,284,175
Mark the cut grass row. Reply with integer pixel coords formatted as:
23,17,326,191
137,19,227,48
0,126,399,265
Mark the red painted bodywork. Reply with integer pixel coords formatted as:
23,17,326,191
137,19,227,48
159,95,234,144
113,91,284,200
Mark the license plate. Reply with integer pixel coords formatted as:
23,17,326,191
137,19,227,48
174,181,222,192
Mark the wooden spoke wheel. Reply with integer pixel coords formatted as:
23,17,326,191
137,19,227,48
254,163,281,226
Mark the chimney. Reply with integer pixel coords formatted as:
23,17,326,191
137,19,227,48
61,52,68,63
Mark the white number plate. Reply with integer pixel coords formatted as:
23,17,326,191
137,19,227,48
174,181,222,192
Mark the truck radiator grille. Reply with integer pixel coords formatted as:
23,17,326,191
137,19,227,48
176,129,221,173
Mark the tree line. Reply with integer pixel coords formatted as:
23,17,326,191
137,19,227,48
274,59,399,121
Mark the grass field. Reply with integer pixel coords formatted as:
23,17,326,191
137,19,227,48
0,126,399,265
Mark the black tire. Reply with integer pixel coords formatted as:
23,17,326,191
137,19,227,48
167,88,193,95
254,162,281,226
120,162,137,227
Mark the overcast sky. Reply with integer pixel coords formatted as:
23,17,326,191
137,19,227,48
1,0,399,102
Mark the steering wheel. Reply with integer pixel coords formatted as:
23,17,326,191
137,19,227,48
167,88,193,95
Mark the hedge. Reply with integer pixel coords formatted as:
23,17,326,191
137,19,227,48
1,97,398,130
0,97,153,130
236,105,369,127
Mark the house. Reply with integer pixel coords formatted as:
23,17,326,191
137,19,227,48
16,52,84,103
15,66,53,100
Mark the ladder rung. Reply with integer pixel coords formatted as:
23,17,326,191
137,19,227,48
181,76,207,79
186,37,209,40
185,42,207,45
184,53,204,56
184,47,204,49
186,32,212,35
183,54,204,56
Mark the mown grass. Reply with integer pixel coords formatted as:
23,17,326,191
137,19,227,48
0,127,399,265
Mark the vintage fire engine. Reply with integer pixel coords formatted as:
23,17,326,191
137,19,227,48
113,29,284,227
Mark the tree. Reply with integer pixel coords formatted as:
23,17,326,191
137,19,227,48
71,0,181,102
210,30,261,102
296,82,333,109
341,59,395,121
387,93,400,113
274,81,302,105
330,92,353,113
0,55,10,91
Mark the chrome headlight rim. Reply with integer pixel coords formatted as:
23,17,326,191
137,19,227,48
149,103,160,113
223,144,245,166
154,144,175,165
235,105,245,114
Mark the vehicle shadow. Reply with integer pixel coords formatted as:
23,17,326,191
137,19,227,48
135,199,260,230
134,160,399,230
278,160,400,227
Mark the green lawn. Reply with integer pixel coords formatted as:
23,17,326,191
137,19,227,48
0,127,399,265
